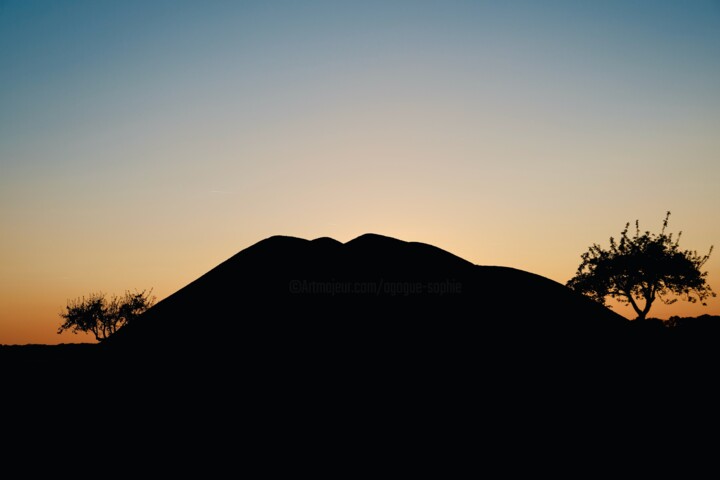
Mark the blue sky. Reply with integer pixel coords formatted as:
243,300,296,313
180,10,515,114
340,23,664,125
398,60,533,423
2,1,719,343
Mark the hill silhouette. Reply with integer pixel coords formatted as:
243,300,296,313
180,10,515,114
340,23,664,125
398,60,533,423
5,234,720,414
103,233,628,364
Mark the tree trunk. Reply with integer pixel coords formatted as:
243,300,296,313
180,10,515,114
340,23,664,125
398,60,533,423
628,292,655,321
641,295,655,321
627,295,645,320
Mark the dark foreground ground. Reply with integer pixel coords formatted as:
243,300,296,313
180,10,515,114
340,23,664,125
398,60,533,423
4,315,719,383
3,317,719,462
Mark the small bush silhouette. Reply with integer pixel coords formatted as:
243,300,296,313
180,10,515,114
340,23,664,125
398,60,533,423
58,289,155,342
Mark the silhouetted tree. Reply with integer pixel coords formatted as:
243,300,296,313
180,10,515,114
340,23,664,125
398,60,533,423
58,289,155,342
567,212,714,320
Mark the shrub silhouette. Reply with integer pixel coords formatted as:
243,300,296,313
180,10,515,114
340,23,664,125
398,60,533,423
58,289,155,342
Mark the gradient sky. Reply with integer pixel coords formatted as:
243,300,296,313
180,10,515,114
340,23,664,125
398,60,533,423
2,0,719,344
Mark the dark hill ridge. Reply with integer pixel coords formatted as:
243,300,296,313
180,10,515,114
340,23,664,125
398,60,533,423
8,234,720,396
105,233,628,356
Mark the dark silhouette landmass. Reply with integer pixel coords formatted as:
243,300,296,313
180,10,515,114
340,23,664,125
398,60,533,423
106,233,627,350
4,234,720,386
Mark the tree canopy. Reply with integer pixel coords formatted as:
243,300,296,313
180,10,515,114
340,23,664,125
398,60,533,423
567,212,714,320
58,289,155,342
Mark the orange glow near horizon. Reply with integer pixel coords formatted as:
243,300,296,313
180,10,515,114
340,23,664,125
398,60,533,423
1,229,718,345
